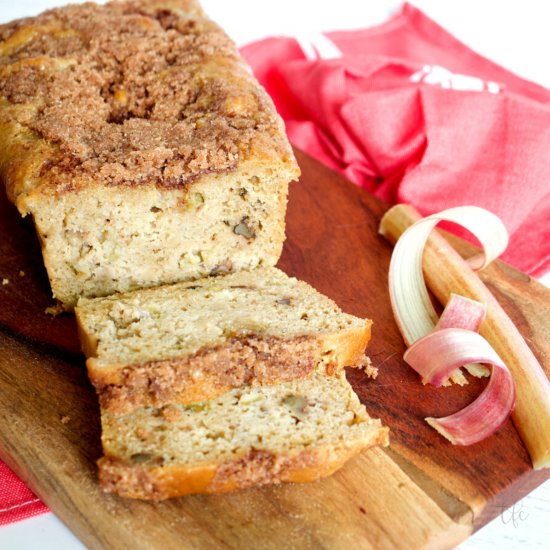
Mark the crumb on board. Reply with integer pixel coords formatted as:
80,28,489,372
2,278,9,285
358,356,379,379
45,302,65,316
60,415,71,425
19,270,25,277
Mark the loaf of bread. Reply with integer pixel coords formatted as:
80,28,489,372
98,371,389,499
0,0,299,308
75,267,372,413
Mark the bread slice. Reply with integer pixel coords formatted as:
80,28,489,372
0,0,299,308
98,372,389,500
75,267,372,413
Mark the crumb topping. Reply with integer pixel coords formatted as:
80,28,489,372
210,450,297,490
96,335,319,414
0,0,288,190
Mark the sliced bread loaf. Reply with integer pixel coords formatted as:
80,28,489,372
98,371,388,499
76,267,372,413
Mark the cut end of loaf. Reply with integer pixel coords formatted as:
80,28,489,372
98,372,389,499
29,164,294,307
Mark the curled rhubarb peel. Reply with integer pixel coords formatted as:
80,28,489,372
436,294,490,379
404,329,516,445
386,206,516,447
388,206,508,347
380,204,550,468
435,294,486,333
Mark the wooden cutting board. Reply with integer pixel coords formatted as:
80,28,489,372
0,149,548,549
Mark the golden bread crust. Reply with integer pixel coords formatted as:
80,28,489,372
98,427,390,500
319,322,372,374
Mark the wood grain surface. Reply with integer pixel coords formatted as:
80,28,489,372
0,149,548,549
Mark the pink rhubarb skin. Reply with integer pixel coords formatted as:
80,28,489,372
436,294,490,379
404,298,516,446
426,366,516,445
435,294,486,332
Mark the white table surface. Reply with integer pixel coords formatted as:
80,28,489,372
0,1,548,548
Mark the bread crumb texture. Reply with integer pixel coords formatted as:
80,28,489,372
102,373,367,465
98,372,389,499
0,0,295,195
77,267,366,366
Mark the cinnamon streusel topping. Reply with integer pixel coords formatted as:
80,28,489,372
0,0,290,192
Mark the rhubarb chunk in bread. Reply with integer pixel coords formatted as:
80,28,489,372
75,267,372,413
0,0,299,307
98,372,389,500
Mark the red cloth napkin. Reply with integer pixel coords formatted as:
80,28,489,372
0,463,48,525
241,3,550,276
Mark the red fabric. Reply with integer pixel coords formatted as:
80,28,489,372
0,463,48,525
241,3,550,276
